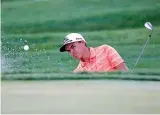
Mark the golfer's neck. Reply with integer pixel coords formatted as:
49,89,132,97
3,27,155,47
81,47,90,62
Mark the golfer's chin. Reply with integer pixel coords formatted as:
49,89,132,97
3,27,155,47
73,55,81,60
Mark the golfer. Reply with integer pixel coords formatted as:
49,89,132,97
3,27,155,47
60,33,128,72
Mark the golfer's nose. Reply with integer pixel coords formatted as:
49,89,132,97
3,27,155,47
70,49,74,55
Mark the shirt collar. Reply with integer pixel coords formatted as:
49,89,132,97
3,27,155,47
80,47,96,67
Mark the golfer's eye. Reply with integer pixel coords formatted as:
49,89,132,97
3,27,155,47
71,45,75,49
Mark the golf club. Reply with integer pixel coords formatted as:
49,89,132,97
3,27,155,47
134,22,154,67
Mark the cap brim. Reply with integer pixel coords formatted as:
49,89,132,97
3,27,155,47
60,40,86,52
59,45,66,52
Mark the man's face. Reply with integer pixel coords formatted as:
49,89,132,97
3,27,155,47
65,41,86,60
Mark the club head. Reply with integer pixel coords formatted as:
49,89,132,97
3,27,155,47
144,22,153,30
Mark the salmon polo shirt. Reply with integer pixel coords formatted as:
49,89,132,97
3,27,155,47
74,45,124,73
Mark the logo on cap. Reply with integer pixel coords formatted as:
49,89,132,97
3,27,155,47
76,38,82,40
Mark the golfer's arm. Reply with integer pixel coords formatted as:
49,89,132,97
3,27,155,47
115,62,129,71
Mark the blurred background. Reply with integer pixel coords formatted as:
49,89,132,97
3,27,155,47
1,0,160,114
1,0,160,75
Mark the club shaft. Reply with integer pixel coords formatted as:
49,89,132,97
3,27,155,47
134,32,152,67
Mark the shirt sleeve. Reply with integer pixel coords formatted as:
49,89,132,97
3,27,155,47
107,46,124,68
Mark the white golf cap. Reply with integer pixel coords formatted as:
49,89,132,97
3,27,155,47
60,33,86,52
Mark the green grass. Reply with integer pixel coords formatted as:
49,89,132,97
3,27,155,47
2,0,160,33
1,0,160,79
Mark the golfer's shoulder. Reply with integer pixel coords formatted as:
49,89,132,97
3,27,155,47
95,44,113,51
